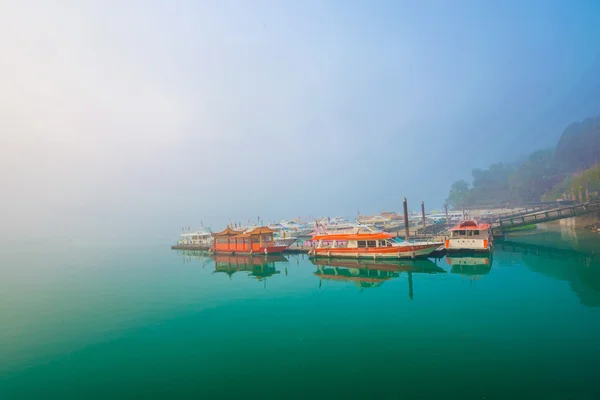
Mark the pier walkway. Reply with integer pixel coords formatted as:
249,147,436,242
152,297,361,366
492,201,600,234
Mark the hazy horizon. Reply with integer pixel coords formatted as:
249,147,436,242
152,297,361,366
2,0,600,244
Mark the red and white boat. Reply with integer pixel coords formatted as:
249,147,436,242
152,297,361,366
212,226,288,255
444,220,492,252
308,232,442,259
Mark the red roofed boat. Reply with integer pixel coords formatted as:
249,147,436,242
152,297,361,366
445,220,492,252
212,226,288,255
308,231,442,259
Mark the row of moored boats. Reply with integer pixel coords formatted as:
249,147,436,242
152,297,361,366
176,217,493,258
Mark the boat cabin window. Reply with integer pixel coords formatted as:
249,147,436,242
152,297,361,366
379,240,389,247
458,230,466,236
252,237,260,244
367,240,377,248
357,241,367,248
473,230,479,235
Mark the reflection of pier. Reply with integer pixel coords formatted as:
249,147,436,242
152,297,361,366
446,255,492,278
212,254,287,283
496,239,590,261
310,258,445,299
496,241,600,307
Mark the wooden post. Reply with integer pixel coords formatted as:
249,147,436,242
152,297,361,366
421,201,426,232
408,272,413,300
445,203,449,225
403,197,409,239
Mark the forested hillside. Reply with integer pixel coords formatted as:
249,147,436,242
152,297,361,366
446,115,600,207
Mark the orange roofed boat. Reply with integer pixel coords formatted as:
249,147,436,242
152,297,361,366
445,220,492,252
212,226,289,255
308,231,442,259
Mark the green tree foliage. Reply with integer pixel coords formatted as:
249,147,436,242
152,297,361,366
469,163,516,205
509,149,561,202
570,165,600,202
554,116,600,173
447,115,600,205
446,179,470,208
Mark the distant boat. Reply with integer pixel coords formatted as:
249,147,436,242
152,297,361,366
177,229,213,247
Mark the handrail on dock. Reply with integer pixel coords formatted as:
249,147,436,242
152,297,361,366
493,201,600,233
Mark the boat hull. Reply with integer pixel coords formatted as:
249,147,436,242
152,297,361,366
445,238,491,253
274,237,297,248
309,243,441,259
212,245,288,255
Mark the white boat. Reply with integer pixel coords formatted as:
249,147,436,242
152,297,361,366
274,237,297,247
178,229,213,247
444,220,492,252
312,217,381,236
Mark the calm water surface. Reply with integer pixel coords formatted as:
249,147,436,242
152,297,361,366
2,232,600,399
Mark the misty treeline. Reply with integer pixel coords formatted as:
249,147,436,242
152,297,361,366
447,115,600,208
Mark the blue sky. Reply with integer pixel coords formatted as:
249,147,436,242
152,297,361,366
1,0,600,242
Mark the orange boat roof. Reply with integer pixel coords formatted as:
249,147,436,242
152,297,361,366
247,226,275,235
214,226,274,237
448,220,491,231
213,226,243,236
312,232,394,241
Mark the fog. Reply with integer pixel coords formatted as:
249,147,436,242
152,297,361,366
2,0,599,244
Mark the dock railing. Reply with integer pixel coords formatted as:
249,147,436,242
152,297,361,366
493,201,600,232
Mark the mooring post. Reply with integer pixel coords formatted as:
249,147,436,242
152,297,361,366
403,197,409,239
445,203,449,225
421,201,426,231
408,272,414,300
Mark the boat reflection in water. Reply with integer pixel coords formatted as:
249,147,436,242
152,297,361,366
446,254,493,278
310,257,445,298
212,253,287,284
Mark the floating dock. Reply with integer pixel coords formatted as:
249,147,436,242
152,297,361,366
171,244,210,251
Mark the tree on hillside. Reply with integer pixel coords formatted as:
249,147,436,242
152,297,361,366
446,180,470,208
509,149,561,202
469,163,516,205
554,115,600,172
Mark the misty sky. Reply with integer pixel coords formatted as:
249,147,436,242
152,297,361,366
2,0,600,243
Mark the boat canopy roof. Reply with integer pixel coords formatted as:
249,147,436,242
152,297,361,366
448,220,491,231
213,226,243,236
312,232,394,241
214,226,275,237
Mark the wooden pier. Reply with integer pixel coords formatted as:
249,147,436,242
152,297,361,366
171,244,210,251
492,200,600,234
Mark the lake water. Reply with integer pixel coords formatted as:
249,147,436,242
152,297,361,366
2,232,600,399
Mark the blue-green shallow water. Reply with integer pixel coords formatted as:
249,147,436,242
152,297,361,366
2,233,600,399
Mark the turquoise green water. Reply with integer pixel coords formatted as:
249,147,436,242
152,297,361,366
2,233,600,399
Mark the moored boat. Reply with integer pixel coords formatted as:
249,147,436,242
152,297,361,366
308,232,442,259
177,229,213,248
445,220,492,252
212,226,289,255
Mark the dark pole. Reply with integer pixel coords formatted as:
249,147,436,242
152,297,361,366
445,203,449,225
403,197,409,239
421,201,426,232
408,272,413,300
